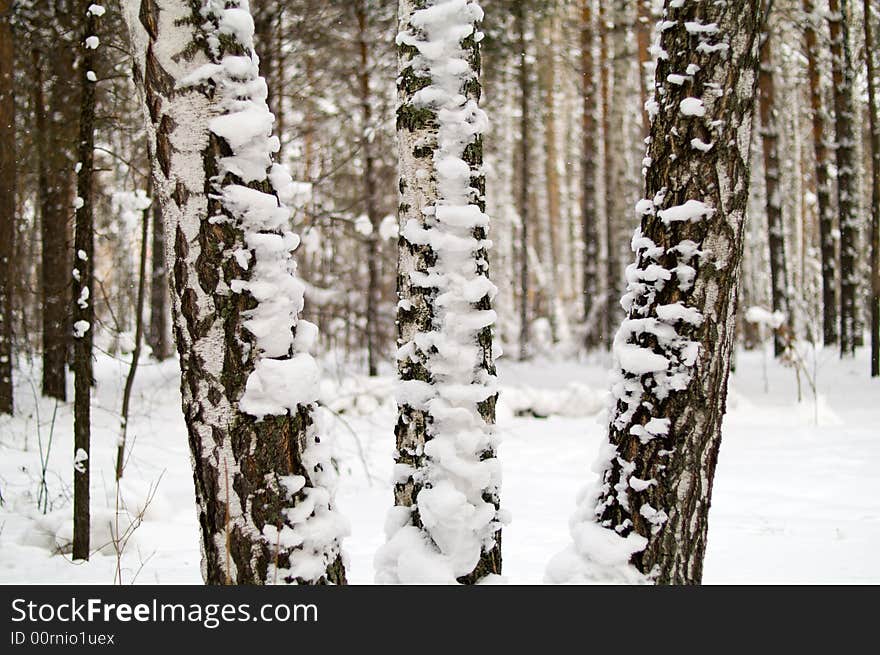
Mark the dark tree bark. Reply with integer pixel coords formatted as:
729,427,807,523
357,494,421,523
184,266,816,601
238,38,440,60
636,0,652,137
516,3,530,360
355,0,382,377
72,2,99,562
827,0,860,356
865,0,879,376
124,0,346,585
803,0,838,347
540,15,562,341
34,44,74,402
584,0,764,584
383,0,501,584
758,34,790,356
0,0,14,414
600,1,617,350
581,0,600,349
147,197,169,360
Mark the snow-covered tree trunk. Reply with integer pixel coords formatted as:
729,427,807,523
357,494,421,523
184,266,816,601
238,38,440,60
377,0,503,584
827,0,860,356
548,0,764,585
802,0,838,347
122,0,347,585
758,33,790,356
72,1,102,562
0,0,14,415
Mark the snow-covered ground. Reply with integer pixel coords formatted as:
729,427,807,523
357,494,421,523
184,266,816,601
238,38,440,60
1,345,877,584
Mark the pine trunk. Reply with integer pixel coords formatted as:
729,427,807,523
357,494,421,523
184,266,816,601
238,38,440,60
827,0,860,356
379,0,501,584
864,0,880,376
600,2,617,350
0,0,14,414
34,50,72,401
516,4,530,359
123,0,347,585
581,0,600,348
541,16,562,342
72,3,99,562
803,0,838,346
758,35,789,356
555,0,764,585
636,0,652,137
356,1,383,377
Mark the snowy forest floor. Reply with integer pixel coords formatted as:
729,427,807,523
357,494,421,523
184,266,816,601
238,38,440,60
1,345,878,584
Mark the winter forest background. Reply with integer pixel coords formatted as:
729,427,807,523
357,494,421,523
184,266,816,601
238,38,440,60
0,0,878,584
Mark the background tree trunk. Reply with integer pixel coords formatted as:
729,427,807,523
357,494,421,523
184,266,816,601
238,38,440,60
864,0,879,376
581,0,600,349
802,0,838,347
355,0,382,377
35,41,75,401
827,0,860,356
758,34,790,356
516,4,531,359
72,2,100,562
147,197,169,360
0,0,14,414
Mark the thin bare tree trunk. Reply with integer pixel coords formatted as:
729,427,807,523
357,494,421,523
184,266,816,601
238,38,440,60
827,0,860,356
517,4,531,360
758,33,790,356
541,15,562,342
0,0,14,414
803,0,838,346
34,49,71,402
117,179,151,480
355,0,382,377
147,193,169,360
600,1,614,349
865,0,879,376
581,0,600,349
72,2,100,562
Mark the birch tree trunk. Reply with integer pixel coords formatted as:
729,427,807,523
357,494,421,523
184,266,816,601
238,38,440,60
549,0,764,585
122,0,347,585
758,33,790,356
378,0,502,584
827,0,860,356
0,0,14,414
